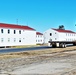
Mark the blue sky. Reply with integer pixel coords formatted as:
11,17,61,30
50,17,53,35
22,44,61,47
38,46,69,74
0,0,76,32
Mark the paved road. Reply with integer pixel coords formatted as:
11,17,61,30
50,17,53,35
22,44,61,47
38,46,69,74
0,46,49,54
0,44,73,54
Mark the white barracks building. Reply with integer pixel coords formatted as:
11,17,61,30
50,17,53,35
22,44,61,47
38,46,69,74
0,23,36,47
36,32,44,44
44,28,76,43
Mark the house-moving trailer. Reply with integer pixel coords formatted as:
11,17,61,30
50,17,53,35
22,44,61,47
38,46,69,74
44,28,76,48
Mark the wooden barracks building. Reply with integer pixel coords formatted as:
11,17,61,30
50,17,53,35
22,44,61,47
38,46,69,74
0,23,43,47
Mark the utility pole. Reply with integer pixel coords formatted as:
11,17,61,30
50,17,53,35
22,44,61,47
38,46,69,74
17,19,18,25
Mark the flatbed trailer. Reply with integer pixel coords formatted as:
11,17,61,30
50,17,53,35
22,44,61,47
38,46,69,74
48,41,76,48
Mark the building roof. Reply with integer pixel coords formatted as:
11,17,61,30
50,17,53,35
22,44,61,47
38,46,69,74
0,23,36,31
36,32,43,35
52,28,76,33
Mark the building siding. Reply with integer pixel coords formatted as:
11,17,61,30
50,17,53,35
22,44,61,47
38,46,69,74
0,28,36,46
44,28,76,43
36,32,44,44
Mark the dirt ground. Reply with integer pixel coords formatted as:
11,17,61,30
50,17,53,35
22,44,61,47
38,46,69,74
0,46,76,75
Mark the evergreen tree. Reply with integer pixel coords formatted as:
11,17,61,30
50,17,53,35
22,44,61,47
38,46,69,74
59,25,65,30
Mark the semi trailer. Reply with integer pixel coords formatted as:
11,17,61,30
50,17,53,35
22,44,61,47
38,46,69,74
48,40,76,48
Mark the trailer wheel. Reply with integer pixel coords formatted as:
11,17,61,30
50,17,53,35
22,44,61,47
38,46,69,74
62,43,64,48
59,43,66,48
59,43,62,48
64,43,66,48
52,44,56,48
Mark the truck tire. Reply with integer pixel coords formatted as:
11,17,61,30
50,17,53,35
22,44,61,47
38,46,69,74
52,44,56,48
62,43,64,48
64,43,66,48
56,43,59,47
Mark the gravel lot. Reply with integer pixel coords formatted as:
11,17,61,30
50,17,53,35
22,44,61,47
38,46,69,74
0,46,76,75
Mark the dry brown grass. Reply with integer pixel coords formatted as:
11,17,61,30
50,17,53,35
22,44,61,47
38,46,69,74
10,45,40,48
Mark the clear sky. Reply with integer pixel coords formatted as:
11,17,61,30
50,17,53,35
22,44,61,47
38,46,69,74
0,0,76,33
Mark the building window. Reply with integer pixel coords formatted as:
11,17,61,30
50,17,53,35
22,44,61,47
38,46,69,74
8,38,10,42
8,29,10,34
50,33,52,36
55,38,57,40
38,35,39,37
14,30,16,34
19,30,21,34
1,38,3,42
14,38,16,42
1,29,3,33
72,34,73,36
38,40,39,42
19,38,21,42
55,32,56,34
41,35,42,37
23,38,25,39
36,40,37,42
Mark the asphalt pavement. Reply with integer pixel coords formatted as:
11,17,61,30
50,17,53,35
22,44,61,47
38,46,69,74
0,46,49,54
0,44,73,54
